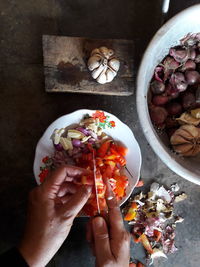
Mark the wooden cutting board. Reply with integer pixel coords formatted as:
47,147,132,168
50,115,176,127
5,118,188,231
43,35,135,96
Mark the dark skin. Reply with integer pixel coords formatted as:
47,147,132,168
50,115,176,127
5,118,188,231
19,165,130,267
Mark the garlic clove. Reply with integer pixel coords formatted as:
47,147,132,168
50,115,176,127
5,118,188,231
99,46,114,58
88,55,102,71
188,145,200,156
170,134,190,145
173,143,194,154
105,68,116,83
181,124,200,138
91,48,101,56
108,58,120,72
96,69,107,84
92,64,106,79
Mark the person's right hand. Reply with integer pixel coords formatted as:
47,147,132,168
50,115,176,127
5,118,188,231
87,180,130,267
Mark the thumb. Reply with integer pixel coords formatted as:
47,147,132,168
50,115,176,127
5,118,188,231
58,185,92,221
92,217,112,265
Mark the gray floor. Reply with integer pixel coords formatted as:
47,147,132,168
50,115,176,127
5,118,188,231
0,1,200,266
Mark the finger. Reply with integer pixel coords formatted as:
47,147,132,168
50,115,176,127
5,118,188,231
57,182,77,197
86,219,93,243
104,178,125,236
58,185,92,220
86,219,96,256
92,217,112,264
42,165,91,198
60,194,72,204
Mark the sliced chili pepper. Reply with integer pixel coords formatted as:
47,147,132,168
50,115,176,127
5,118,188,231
131,234,141,243
116,145,128,156
104,160,116,170
140,233,154,254
136,180,144,187
124,202,138,221
97,140,112,158
116,156,126,166
104,154,118,160
154,229,162,242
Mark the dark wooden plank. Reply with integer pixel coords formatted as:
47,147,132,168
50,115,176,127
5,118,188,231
43,35,135,95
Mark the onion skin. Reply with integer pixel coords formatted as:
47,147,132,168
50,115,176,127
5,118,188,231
180,60,196,72
169,72,188,92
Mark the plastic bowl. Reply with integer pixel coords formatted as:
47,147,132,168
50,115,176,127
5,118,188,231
136,4,200,184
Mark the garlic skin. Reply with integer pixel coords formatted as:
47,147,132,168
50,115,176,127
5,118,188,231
88,46,120,84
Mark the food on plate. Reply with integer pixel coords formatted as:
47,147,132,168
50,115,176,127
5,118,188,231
123,182,187,265
39,110,129,216
148,32,200,156
87,46,120,84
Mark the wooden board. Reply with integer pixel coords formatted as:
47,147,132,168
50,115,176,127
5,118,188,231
43,35,135,96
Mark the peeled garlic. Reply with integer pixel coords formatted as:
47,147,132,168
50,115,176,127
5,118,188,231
67,129,84,139
53,128,65,145
60,137,73,150
88,46,120,84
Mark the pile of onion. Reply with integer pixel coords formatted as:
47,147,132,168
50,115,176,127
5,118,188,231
148,33,200,156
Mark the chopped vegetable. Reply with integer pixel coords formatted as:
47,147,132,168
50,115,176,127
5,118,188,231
97,139,112,157
39,111,129,216
140,234,154,254
124,202,138,221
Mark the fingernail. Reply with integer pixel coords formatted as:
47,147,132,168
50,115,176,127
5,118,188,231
84,185,92,193
92,216,105,229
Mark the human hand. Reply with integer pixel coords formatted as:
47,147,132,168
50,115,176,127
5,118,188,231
87,180,130,267
19,165,92,267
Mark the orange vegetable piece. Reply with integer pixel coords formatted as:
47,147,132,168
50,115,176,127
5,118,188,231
116,145,128,156
97,140,112,158
105,160,116,170
140,234,153,254
154,229,162,242
136,180,144,187
131,234,141,243
117,156,126,166
137,262,144,267
124,202,138,221
129,263,137,267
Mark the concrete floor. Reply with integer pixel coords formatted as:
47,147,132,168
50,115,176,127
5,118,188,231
0,1,200,266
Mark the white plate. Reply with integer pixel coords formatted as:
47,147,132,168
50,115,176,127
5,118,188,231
33,109,142,206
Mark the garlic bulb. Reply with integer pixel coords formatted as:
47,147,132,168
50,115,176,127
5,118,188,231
87,46,120,84
170,125,200,156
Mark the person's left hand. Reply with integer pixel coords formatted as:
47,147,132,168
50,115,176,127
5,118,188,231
19,165,92,267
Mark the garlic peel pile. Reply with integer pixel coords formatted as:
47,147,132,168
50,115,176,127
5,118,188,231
87,46,120,84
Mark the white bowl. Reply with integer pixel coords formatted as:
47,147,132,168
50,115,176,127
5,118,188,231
33,109,142,207
136,4,200,185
